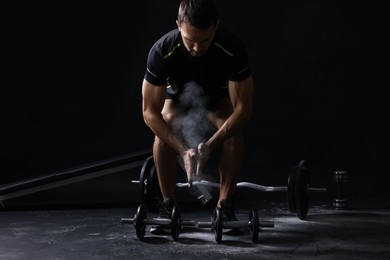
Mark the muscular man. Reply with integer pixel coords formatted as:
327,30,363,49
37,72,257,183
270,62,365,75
142,0,254,233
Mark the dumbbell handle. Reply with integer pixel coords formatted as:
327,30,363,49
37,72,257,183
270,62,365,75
121,217,196,227
259,220,275,227
121,218,134,224
121,217,171,226
198,220,274,228
122,216,273,229
308,187,327,192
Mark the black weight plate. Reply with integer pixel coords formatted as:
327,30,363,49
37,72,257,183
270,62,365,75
135,204,147,240
287,166,297,213
249,208,259,243
213,207,223,243
139,156,162,212
295,160,309,220
149,163,163,212
139,156,154,204
171,206,181,241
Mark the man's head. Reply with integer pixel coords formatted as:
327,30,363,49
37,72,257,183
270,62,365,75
176,0,219,57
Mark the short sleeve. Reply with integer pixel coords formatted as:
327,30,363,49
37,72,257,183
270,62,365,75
144,43,168,86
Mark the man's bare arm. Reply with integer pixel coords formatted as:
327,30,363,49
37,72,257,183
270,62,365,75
207,75,254,150
142,79,197,186
196,75,254,175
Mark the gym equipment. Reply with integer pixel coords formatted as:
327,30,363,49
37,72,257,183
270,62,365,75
0,148,152,209
121,204,274,243
333,170,348,209
197,208,274,243
138,156,162,212
121,203,196,241
132,157,326,220
287,160,310,220
136,156,212,212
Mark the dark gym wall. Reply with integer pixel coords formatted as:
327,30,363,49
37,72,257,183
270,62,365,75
2,1,386,202
2,2,176,183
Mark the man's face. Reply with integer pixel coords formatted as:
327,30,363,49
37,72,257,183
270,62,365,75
177,21,218,57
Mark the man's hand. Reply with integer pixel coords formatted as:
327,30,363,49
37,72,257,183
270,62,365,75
196,142,211,177
182,148,197,187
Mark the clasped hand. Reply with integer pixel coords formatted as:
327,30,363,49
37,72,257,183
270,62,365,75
182,143,211,187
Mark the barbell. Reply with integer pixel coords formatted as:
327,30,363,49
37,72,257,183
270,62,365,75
132,156,327,220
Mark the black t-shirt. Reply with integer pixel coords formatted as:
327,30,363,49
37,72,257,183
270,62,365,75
144,28,250,100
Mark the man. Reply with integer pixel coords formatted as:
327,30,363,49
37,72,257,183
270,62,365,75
142,0,254,233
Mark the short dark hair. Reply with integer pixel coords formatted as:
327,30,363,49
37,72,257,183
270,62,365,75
177,0,218,29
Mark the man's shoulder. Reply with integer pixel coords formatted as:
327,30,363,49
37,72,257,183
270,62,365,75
213,28,246,54
153,29,181,51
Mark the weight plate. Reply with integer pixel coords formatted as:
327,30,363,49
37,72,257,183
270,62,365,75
249,208,259,243
287,166,297,213
171,205,181,241
139,156,153,204
149,162,163,212
139,156,162,212
295,160,310,220
135,204,147,240
213,207,223,243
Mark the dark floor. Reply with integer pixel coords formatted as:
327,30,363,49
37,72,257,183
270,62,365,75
1,198,389,260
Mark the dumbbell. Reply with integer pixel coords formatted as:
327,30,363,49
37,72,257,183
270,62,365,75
197,208,274,243
121,204,196,241
333,170,348,209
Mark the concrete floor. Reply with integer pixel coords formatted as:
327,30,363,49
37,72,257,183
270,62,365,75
0,199,389,260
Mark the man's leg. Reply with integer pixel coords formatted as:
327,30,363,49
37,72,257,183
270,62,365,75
153,136,178,203
153,99,180,203
150,101,180,234
207,98,244,208
218,131,244,207
206,98,244,233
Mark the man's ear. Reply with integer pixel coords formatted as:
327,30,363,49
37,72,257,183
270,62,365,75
176,20,181,30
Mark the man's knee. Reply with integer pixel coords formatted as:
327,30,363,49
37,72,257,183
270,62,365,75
223,131,244,150
162,111,176,125
154,136,177,156
208,99,233,128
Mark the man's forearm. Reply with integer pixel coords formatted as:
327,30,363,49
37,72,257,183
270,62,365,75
145,113,189,156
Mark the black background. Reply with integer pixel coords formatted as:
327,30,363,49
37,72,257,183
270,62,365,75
1,1,387,205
